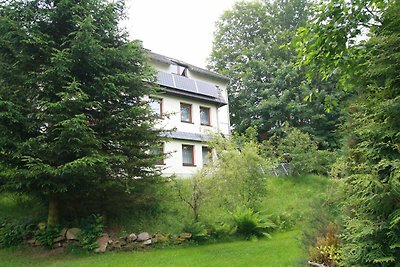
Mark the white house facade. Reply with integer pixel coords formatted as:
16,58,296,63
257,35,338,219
147,51,230,178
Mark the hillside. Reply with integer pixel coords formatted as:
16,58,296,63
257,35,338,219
0,175,339,266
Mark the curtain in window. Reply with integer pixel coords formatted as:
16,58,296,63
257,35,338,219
182,145,193,165
181,104,190,122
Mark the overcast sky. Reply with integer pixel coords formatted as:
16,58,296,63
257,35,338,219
124,0,239,68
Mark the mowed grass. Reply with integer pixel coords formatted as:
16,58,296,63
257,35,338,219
0,230,305,267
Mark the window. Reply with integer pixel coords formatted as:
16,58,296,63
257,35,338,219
172,63,187,76
180,103,192,123
149,98,162,117
182,145,195,166
200,106,211,126
151,144,164,165
202,146,212,165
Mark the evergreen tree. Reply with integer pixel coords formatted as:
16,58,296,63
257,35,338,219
297,0,400,265
0,0,162,225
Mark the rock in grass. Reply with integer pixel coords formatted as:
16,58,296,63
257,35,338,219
142,239,152,246
60,228,68,238
53,235,65,243
95,234,110,253
153,233,168,243
66,228,81,240
137,232,150,241
179,232,192,240
127,233,137,242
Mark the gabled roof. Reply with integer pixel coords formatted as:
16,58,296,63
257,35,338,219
148,51,229,82
155,71,227,106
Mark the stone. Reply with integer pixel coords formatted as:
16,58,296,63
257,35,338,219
137,232,150,241
53,235,65,243
127,233,137,243
112,240,121,250
142,239,152,246
179,232,192,240
60,228,68,238
94,234,110,253
27,238,40,247
176,232,192,244
152,233,168,244
66,228,81,240
52,242,63,249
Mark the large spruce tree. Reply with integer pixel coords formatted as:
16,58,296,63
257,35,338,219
0,0,162,225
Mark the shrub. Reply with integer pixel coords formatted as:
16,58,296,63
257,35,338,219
267,212,296,231
174,172,207,223
309,223,341,267
183,221,208,242
34,224,60,248
329,155,349,179
208,222,235,240
207,129,275,212
231,208,275,239
0,219,34,247
80,214,104,251
265,125,338,176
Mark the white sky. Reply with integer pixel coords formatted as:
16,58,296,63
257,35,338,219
124,0,239,68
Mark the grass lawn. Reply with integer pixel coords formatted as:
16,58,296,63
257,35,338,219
0,230,306,267
0,175,338,266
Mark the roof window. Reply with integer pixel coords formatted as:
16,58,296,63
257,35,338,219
172,63,187,76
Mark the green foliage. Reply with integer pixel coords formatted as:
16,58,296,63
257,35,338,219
343,3,399,266
0,219,34,247
80,215,104,251
265,126,337,175
182,222,208,242
0,193,46,221
34,225,60,248
231,208,275,239
294,0,385,90
0,0,163,224
209,0,345,150
174,172,206,223
308,223,341,267
205,130,274,212
208,222,235,240
297,0,400,265
267,212,296,231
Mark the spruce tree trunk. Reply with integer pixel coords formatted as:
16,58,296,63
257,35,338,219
47,195,59,226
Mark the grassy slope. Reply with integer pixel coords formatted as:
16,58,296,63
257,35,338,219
0,175,336,266
263,175,333,218
0,230,304,267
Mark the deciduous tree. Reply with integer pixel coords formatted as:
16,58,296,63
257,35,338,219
209,0,346,149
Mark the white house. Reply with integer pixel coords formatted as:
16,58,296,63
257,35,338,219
147,51,230,178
